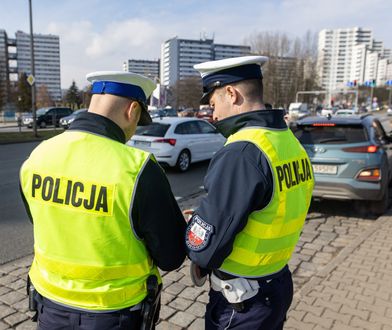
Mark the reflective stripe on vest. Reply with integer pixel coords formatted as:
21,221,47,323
20,131,160,310
219,127,314,277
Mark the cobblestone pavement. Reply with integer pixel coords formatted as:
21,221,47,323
1,193,391,329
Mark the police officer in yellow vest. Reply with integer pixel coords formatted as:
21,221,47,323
20,71,186,329
186,56,314,329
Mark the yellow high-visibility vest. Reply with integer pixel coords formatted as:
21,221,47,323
20,131,160,311
219,127,314,277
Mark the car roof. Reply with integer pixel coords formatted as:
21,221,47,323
297,114,372,125
152,117,204,124
336,109,355,112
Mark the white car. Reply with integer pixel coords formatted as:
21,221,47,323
334,109,357,116
127,117,226,171
320,108,335,116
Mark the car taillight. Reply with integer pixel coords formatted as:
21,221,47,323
312,123,336,126
154,138,176,146
342,145,379,153
357,168,381,181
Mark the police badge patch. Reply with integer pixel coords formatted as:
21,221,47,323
186,215,214,251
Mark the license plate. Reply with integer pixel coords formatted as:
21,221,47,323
134,140,151,147
312,164,337,175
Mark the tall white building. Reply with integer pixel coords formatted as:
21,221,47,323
123,59,160,80
318,27,391,90
318,27,373,91
160,37,250,87
0,30,9,105
16,31,61,101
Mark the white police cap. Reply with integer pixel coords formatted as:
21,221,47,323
194,56,268,104
86,71,156,125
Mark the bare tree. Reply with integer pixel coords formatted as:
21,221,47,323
36,84,54,108
170,77,202,109
244,30,320,108
81,85,92,108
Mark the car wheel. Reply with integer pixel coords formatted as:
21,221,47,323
369,186,390,216
176,150,191,172
40,121,46,128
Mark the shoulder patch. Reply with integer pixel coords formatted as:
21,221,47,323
186,215,214,251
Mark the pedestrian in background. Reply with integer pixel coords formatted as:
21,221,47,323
20,71,186,329
186,56,314,329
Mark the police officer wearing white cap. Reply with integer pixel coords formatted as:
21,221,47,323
186,56,314,329
19,71,186,329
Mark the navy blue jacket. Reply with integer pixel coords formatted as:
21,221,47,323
186,109,287,269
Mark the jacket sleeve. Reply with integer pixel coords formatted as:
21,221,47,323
186,142,273,269
19,174,33,224
131,158,187,271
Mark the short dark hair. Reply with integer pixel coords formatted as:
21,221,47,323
233,78,263,102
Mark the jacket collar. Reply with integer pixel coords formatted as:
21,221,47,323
214,109,287,138
68,112,126,143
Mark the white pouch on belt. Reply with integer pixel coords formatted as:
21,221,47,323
210,273,260,303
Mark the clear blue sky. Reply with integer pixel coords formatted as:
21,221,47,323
1,0,391,89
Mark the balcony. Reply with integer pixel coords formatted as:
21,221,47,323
7,38,16,46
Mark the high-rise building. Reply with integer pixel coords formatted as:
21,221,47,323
0,30,9,105
317,27,391,90
377,58,391,86
317,27,373,91
15,31,61,101
123,59,160,81
160,37,251,87
213,43,251,60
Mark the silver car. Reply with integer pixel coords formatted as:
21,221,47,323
127,117,226,172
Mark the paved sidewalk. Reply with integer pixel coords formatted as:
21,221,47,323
286,212,392,330
0,193,392,329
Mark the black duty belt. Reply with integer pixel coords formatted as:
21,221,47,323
213,265,289,283
38,295,141,315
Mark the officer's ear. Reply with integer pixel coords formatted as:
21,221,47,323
224,85,239,105
125,101,141,124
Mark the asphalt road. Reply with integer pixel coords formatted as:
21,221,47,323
0,142,38,265
0,142,208,264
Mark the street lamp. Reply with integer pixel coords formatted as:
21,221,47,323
28,0,37,137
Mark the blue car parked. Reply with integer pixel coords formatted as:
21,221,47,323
293,114,392,215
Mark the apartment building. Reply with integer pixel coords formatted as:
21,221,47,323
16,31,61,101
160,37,251,87
0,30,61,106
123,59,160,80
0,30,9,105
318,27,392,90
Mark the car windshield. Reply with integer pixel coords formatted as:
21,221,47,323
36,108,49,115
149,110,164,117
74,109,87,114
294,124,368,144
164,109,177,116
135,123,170,137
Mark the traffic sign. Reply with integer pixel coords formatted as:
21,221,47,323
386,80,392,86
27,74,35,86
